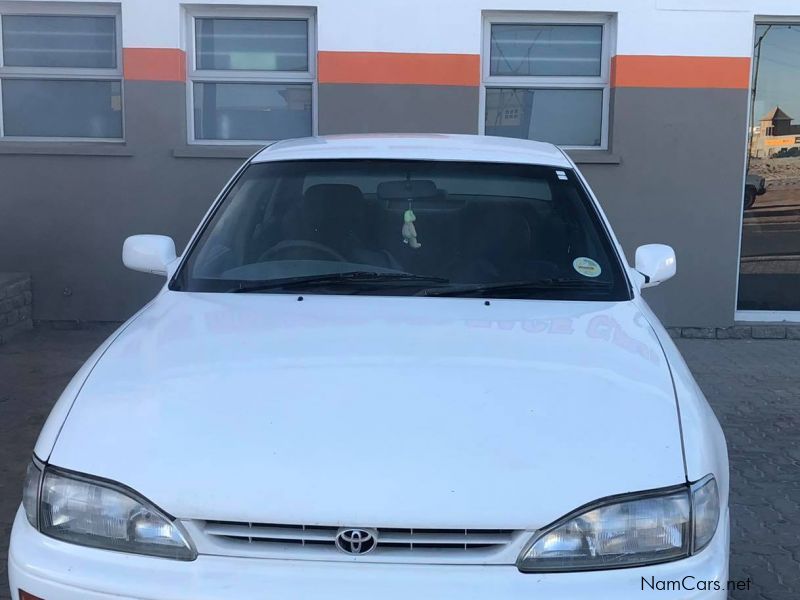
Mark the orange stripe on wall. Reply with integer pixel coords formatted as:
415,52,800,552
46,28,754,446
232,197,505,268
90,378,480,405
120,48,749,89
612,55,750,89
319,51,480,86
124,48,186,82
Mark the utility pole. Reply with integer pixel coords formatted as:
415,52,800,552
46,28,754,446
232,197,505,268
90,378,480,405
748,25,772,173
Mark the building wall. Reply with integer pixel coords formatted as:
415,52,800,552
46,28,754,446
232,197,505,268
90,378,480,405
1,0,797,325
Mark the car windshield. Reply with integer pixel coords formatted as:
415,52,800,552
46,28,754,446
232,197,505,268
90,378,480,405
173,159,631,301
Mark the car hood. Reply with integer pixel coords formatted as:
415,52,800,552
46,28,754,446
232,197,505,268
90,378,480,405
51,291,684,529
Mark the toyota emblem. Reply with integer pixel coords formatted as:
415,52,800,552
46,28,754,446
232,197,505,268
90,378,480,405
335,528,377,555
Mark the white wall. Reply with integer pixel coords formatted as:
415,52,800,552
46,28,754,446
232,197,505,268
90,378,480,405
78,0,799,55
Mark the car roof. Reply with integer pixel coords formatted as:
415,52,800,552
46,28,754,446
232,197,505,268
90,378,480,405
251,134,572,168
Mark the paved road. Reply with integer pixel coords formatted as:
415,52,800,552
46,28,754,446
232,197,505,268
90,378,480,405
676,339,800,600
1,327,798,599
0,325,116,598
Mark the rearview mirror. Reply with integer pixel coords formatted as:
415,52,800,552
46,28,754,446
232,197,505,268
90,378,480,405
377,179,439,200
123,235,177,276
635,244,676,288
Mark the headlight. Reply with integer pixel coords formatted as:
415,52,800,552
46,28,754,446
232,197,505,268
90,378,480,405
692,476,719,552
517,476,720,572
24,463,195,561
22,461,42,528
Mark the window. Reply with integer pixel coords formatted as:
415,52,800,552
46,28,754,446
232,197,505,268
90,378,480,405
187,8,315,144
481,14,612,149
175,159,631,303
738,21,800,315
0,5,122,140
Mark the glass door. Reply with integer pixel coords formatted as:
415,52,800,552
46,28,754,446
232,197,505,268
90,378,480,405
739,22,800,315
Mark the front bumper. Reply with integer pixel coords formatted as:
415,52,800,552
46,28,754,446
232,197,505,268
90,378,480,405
9,506,729,599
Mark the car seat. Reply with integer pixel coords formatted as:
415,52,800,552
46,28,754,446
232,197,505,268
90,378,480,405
266,183,399,268
450,204,559,283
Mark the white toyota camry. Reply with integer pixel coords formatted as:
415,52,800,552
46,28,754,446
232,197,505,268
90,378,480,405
10,134,729,600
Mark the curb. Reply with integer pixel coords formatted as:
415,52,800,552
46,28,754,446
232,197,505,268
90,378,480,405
667,325,800,340
33,320,123,331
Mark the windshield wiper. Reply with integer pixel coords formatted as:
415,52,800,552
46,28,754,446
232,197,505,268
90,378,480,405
231,272,449,293
421,278,613,298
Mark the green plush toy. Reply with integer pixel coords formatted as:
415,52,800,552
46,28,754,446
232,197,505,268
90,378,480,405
402,209,422,249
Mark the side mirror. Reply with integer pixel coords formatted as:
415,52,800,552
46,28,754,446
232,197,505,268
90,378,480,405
635,244,676,288
123,235,177,276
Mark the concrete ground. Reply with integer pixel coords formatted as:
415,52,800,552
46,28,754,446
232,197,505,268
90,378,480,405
1,326,798,599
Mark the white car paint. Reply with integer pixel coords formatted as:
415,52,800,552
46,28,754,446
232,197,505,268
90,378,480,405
11,134,729,599
635,244,677,288
250,133,575,167
122,234,177,276
44,294,683,529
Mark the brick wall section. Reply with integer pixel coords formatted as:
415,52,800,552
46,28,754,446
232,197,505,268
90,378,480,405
667,325,800,340
0,273,32,344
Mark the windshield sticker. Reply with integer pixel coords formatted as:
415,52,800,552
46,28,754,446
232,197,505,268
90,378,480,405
556,170,568,181
573,257,602,278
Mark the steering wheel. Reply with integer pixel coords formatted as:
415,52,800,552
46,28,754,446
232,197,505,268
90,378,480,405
259,239,348,263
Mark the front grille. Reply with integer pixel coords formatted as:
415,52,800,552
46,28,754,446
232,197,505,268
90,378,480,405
193,520,525,563
205,521,514,550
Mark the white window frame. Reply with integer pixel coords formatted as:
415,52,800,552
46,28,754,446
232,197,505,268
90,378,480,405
184,5,317,146
480,12,614,151
0,1,123,142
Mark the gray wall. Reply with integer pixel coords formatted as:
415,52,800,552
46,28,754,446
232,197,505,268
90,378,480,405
582,88,749,327
0,81,250,321
319,84,480,134
0,82,748,326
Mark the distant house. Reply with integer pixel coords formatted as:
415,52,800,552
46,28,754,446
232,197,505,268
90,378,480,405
750,106,800,157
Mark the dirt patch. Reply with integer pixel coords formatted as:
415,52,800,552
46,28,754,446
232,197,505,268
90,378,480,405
750,156,800,187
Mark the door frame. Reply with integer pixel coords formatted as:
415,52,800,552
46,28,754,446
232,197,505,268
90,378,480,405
735,16,800,323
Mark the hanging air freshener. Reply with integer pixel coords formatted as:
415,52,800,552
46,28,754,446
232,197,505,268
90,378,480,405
402,208,422,249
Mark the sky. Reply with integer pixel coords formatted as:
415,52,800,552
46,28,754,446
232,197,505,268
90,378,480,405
753,25,800,124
